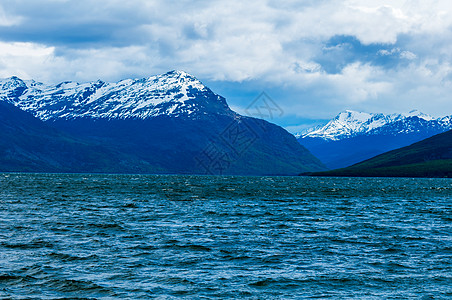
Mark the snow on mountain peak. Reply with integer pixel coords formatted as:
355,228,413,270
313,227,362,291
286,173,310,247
147,70,207,91
0,76,28,99
404,109,434,121
302,110,387,140
0,71,232,121
335,110,374,124
299,110,450,141
1,76,25,89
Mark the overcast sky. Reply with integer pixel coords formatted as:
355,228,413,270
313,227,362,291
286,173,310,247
1,0,451,131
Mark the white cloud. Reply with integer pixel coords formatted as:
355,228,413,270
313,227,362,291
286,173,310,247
400,51,417,60
0,42,53,57
0,42,54,79
378,48,417,60
0,42,157,83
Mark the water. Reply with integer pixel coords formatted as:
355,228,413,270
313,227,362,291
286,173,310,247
0,174,451,299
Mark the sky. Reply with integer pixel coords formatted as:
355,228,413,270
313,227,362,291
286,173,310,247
1,0,452,132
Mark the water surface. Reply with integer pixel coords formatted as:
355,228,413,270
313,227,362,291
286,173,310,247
0,174,451,298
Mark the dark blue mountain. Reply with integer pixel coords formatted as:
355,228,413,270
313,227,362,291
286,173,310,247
0,101,158,173
297,110,452,169
308,129,452,178
0,71,325,175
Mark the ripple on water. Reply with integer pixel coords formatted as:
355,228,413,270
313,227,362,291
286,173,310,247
0,174,451,299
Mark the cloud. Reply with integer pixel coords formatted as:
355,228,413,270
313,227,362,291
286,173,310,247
0,42,55,79
0,0,452,123
378,48,417,60
0,4,22,26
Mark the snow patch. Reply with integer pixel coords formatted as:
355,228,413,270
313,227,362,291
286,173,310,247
0,70,224,121
298,110,451,141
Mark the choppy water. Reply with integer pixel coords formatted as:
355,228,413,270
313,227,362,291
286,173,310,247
0,174,451,299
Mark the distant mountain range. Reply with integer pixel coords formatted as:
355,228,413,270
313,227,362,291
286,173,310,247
308,129,452,178
297,110,452,169
0,71,325,175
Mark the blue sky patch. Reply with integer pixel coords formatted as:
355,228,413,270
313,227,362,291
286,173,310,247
314,35,416,73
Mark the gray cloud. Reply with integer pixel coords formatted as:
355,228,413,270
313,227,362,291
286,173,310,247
0,0,151,47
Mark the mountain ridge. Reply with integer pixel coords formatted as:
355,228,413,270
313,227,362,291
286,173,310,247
0,70,233,121
297,109,451,141
0,71,326,175
297,109,452,169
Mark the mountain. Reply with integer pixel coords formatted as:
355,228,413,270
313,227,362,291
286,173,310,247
297,110,452,169
307,129,452,178
0,71,326,175
2,71,233,121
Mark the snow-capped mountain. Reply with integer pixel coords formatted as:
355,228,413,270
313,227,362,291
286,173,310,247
0,71,325,175
0,70,233,121
298,110,451,141
297,110,452,169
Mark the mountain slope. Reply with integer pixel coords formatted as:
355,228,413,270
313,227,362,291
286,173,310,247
297,110,452,169
0,101,160,173
308,130,452,178
0,71,326,175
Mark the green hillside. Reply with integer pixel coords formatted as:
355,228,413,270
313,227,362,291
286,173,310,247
308,130,452,178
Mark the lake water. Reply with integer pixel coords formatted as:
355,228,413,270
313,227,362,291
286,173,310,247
0,174,451,299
